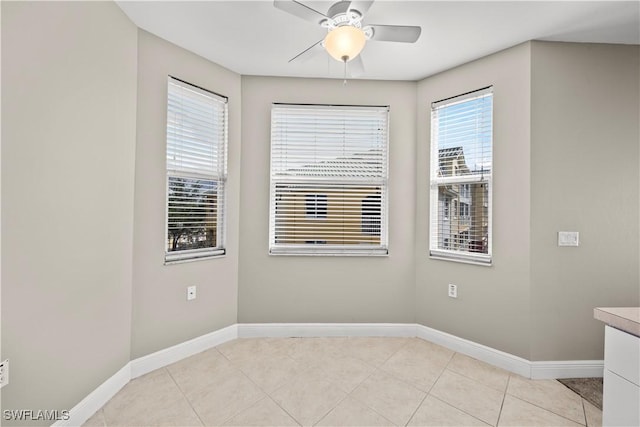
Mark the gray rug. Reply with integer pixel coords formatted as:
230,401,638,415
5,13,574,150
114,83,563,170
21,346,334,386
558,378,603,410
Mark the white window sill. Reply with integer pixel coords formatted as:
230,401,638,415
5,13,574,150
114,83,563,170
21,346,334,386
164,249,226,265
429,250,492,266
270,247,388,257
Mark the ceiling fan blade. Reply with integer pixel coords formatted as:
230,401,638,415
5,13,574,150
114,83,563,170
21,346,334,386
348,55,365,77
289,39,325,63
347,0,374,15
274,0,328,25
368,24,421,43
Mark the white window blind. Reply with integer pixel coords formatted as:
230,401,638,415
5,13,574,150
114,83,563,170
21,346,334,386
165,77,228,263
430,87,493,264
270,104,389,256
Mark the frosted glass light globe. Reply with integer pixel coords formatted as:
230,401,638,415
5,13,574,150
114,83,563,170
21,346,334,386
324,26,366,62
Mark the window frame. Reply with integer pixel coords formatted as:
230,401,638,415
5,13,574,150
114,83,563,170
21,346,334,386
305,194,328,219
269,103,389,256
429,87,493,265
164,76,228,264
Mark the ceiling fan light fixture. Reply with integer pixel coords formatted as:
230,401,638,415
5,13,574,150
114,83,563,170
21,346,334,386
324,25,366,62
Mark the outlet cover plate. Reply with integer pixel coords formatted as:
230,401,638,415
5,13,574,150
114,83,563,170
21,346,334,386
0,359,9,388
448,284,458,298
187,285,197,301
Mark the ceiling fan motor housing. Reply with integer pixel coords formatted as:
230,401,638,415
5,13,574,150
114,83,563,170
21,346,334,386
322,0,364,30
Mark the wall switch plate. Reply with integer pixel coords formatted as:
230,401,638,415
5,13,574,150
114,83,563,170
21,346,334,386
0,359,9,388
187,285,197,301
558,231,579,247
448,284,458,298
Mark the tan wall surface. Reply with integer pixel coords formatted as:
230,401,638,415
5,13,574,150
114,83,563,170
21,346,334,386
530,42,640,361
239,76,417,323
415,43,533,359
131,30,242,358
1,2,137,423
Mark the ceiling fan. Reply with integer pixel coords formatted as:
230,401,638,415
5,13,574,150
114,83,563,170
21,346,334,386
274,0,422,77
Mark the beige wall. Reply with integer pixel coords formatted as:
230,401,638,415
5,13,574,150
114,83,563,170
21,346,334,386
529,42,640,360
415,43,533,359
1,2,137,424
238,77,417,323
131,30,241,358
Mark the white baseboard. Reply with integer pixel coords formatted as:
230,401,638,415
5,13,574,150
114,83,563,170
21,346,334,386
238,322,416,338
57,324,237,427
130,324,238,379
52,364,130,427
530,360,604,379
59,322,603,427
414,324,533,378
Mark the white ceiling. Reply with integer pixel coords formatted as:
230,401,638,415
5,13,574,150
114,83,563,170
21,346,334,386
116,1,640,81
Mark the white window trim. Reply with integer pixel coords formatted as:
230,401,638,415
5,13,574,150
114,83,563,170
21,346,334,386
429,87,493,265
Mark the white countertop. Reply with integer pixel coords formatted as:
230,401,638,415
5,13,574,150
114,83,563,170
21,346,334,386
594,307,640,337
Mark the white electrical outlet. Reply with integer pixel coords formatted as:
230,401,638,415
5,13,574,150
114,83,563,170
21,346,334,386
187,285,197,301
0,359,9,388
448,284,458,298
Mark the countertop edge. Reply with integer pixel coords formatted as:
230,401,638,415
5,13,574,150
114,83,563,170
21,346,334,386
594,307,640,337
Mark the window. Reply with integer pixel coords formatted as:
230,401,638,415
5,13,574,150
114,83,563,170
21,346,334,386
269,104,389,256
460,202,470,219
430,87,492,264
165,77,228,263
305,194,327,219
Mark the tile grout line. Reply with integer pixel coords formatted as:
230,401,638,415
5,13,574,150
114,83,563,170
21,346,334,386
506,393,587,426
164,367,207,427
404,349,455,427
333,338,418,426
511,377,590,425
424,351,497,427
214,342,300,426
403,391,429,427
256,338,350,427
427,354,511,426
310,389,351,426
445,353,513,394
437,353,512,425
216,339,303,399
342,366,399,427
377,346,453,394
495,373,511,427
171,345,269,426
263,394,302,427
429,395,492,427
218,368,270,425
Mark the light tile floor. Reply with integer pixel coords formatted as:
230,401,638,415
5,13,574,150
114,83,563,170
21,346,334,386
83,337,602,427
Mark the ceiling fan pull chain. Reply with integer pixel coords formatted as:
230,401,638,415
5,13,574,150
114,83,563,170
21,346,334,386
343,56,348,86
